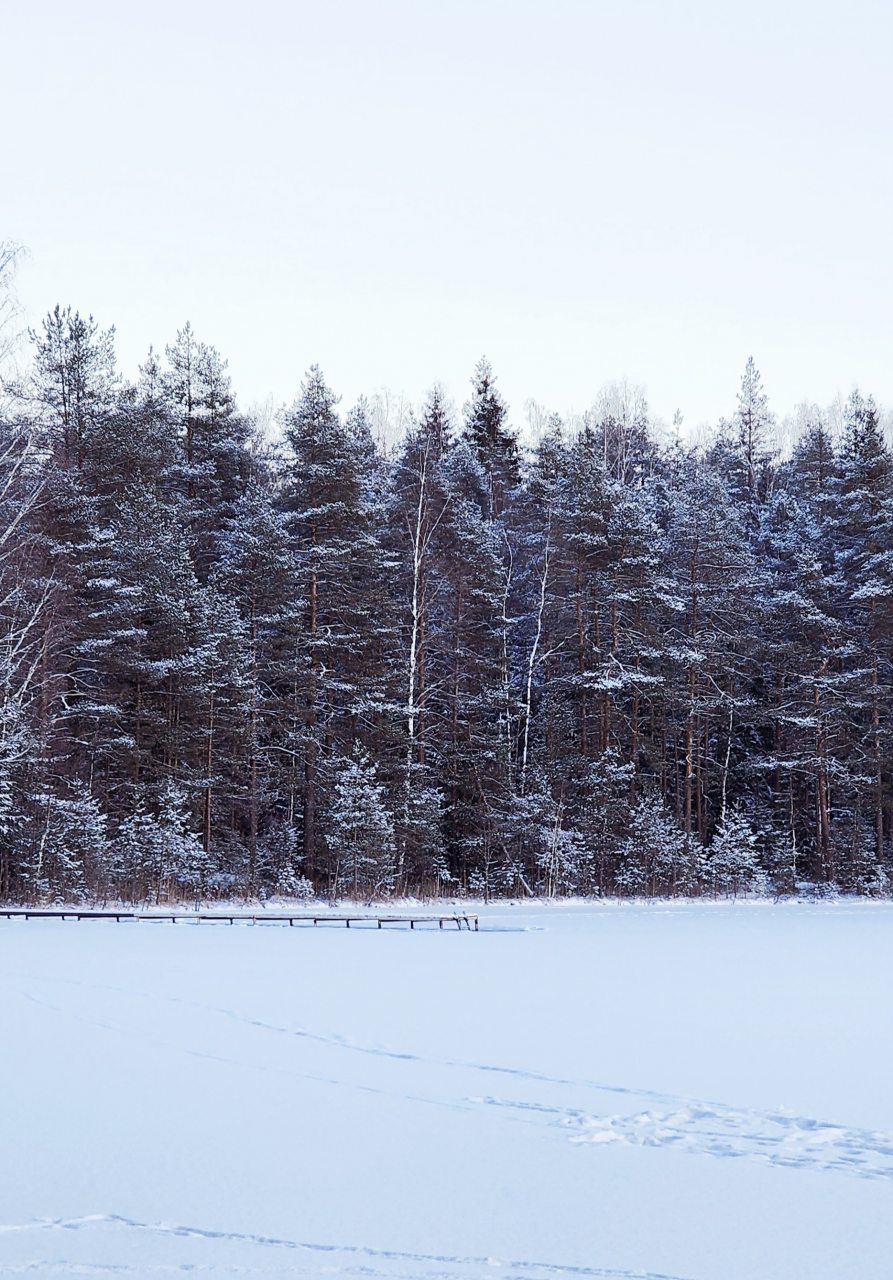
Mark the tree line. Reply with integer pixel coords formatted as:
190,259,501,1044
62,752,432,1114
1,301,891,902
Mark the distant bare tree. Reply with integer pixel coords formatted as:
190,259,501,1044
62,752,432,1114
0,242,26,403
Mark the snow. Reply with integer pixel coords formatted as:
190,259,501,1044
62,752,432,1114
2,900,893,1279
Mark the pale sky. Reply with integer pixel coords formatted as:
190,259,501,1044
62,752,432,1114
3,0,892,433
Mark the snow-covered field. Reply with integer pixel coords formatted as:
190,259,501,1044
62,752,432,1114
2,901,892,1279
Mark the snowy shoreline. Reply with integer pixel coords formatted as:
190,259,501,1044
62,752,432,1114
4,891,892,916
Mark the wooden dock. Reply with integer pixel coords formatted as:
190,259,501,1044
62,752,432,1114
0,908,479,930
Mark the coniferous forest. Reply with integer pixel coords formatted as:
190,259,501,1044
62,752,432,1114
2,302,892,903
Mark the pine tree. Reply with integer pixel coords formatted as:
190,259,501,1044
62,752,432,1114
834,392,893,863
617,793,694,896
280,366,353,869
461,358,519,518
17,789,108,904
754,483,850,881
215,482,299,888
114,780,208,902
162,323,252,575
433,439,513,890
708,806,764,897
279,367,399,882
718,356,776,531
328,746,396,899
660,454,757,843
28,306,117,469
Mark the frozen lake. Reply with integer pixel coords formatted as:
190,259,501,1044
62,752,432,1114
2,901,892,1278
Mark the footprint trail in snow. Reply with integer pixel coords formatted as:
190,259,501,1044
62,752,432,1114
0,1214,697,1280
472,1096,893,1182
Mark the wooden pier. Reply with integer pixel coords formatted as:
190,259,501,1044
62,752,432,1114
0,908,479,930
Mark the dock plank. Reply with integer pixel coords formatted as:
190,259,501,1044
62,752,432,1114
0,908,479,930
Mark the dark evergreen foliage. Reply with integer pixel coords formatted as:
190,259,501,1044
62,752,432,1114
2,320,891,900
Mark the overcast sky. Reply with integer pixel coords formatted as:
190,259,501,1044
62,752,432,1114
4,0,891,433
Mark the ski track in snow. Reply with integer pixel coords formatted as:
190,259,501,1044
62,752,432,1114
8,968,695,1106
0,1214,695,1280
11,970,893,1185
